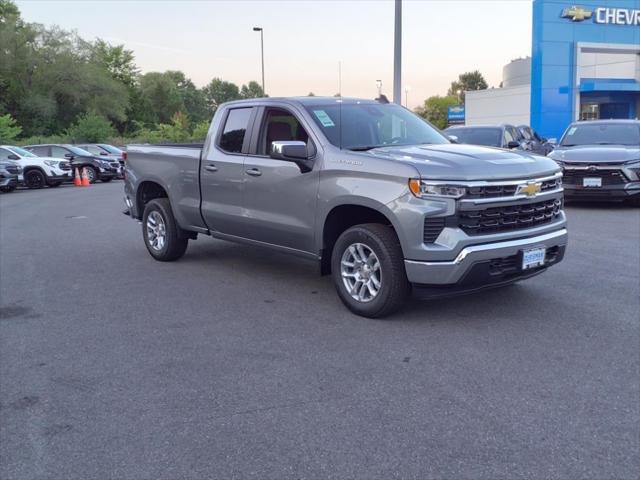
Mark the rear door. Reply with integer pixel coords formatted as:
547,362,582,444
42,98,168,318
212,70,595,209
200,106,254,237
240,105,320,253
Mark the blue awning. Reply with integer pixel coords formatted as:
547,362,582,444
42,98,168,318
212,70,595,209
580,78,640,93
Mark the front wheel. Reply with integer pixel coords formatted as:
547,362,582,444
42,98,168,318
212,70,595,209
24,170,46,189
85,166,98,184
142,198,189,261
0,185,16,193
331,223,410,318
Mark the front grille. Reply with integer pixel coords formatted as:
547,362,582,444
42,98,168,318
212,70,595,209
465,178,561,198
110,162,120,168
459,198,562,235
60,163,71,171
563,169,627,186
423,217,445,243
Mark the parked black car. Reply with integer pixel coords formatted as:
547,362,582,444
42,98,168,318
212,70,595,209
517,125,554,156
0,159,21,193
24,144,118,183
444,124,526,150
548,120,640,205
76,143,125,178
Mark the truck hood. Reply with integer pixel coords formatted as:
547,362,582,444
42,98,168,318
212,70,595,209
549,145,640,164
361,144,560,181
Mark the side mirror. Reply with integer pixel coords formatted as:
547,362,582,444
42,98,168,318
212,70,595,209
8,154,19,160
546,138,557,146
64,153,74,159
270,141,313,172
100,152,108,156
507,140,521,149
447,135,459,144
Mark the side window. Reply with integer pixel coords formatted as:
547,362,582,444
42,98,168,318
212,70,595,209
260,108,313,156
0,148,13,160
218,108,252,153
503,129,514,146
83,145,101,155
51,146,69,158
28,146,48,156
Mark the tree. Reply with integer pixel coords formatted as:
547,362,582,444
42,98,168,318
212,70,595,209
91,39,138,88
447,70,488,103
165,70,209,123
0,113,22,142
415,95,459,129
66,112,116,142
240,81,264,99
203,78,240,113
307,92,315,96
138,72,184,125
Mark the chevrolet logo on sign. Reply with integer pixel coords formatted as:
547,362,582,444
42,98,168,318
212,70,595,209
516,182,542,197
561,5,593,21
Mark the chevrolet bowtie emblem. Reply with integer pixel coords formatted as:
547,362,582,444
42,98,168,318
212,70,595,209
561,5,593,21
517,182,542,197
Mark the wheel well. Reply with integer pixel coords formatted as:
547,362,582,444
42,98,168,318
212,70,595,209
136,181,168,217
23,166,45,175
320,205,393,275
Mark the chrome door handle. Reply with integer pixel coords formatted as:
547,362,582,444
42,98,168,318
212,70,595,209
205,164,218,172
246,168,262,177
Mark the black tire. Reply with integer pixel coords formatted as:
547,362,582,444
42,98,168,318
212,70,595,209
24,169,46,189
101,177,113,183
85,166,98,184
0,185,16,193
331,223,410,318
142,198,189,261
48,181,62,188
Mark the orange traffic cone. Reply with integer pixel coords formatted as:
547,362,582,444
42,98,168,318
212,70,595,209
81,167,90,187
73,168,82,187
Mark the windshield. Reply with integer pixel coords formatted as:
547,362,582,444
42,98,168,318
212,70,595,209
99,144,122,154
303,103,449,150
7,146,36,157
561,123,640,147
447,127,502,147
67,145,93,156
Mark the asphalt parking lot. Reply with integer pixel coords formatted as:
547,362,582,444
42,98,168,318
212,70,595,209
1,182,638,480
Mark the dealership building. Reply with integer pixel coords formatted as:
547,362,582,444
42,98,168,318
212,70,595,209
465,0,640,140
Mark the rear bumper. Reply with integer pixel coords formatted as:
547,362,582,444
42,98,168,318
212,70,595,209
404,228,568,285
564,182,640,201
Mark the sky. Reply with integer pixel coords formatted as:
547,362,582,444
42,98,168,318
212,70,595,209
15,0,533,109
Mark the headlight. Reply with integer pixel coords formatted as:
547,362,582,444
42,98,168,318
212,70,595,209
408,179,466,199
44,160,60,167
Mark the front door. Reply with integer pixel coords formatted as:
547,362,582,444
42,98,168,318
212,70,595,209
241,107,320,253
200,106,254,237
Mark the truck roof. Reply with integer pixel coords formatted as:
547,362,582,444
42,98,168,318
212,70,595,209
221,96,382,108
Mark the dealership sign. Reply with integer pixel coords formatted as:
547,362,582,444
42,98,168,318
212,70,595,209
561,5,640,25
447,105,465,124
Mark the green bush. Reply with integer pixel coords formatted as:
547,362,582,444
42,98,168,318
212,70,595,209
0,114,23,143
66,112,116,143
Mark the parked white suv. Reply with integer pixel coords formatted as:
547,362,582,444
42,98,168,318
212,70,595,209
0,145,72,189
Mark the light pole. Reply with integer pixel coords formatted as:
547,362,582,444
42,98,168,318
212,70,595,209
253,27,265,95
376,79,382,97
393,0,402,104
404,86,410,108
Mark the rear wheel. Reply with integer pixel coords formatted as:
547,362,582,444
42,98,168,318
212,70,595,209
24,170,46,189
142,198,189,261
331,223,410,318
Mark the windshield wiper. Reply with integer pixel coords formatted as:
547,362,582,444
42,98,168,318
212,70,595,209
346,145,385,151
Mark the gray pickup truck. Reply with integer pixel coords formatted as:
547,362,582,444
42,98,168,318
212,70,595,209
124,97,567,317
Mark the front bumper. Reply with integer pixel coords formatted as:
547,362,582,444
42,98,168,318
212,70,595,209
564,182,640,201
0,176,18,188
404,228,568,285
99,168,118,179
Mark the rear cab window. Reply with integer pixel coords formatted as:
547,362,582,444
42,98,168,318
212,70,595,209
218,108,253,154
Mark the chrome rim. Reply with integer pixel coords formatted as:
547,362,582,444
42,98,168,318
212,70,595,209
146,211,166,251
86,168,96,182
340,243,382,303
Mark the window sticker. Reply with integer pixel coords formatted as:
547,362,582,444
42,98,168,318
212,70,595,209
567,127,577,135
313,110,335,127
